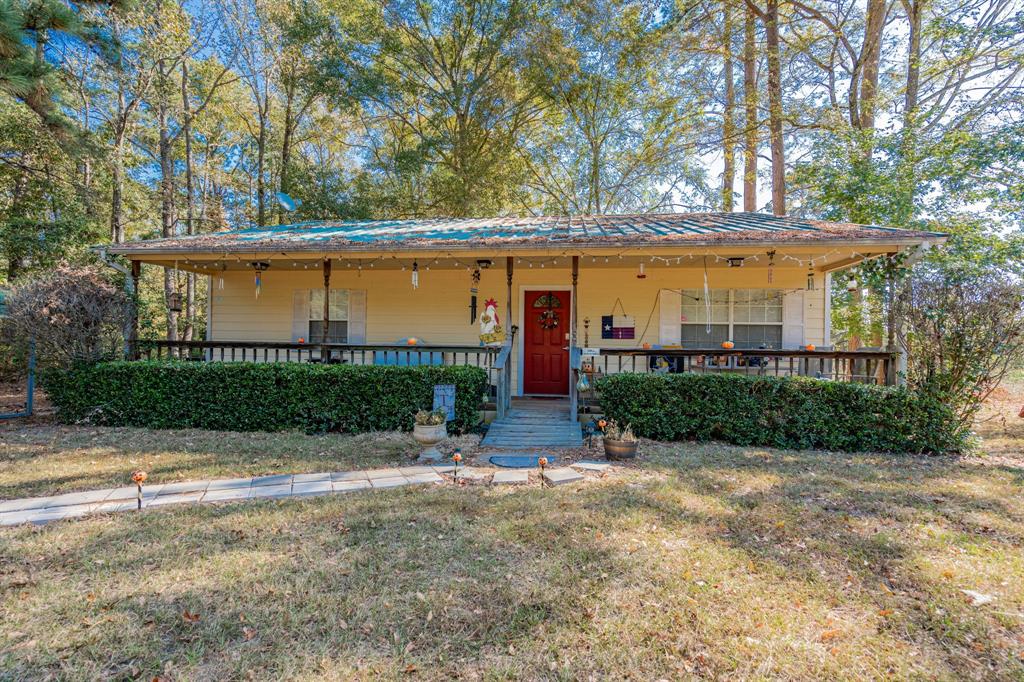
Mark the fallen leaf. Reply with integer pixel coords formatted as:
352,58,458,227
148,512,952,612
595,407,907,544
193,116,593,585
820,629,842,642
404,663,417,674
878,609,894,617
182,610,200,623
242,626,257,641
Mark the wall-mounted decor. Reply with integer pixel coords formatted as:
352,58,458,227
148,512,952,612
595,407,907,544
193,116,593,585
601,299,635,339
479,298,506,346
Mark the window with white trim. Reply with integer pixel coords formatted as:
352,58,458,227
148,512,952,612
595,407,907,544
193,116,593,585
680,289,783,349
309,289,349,342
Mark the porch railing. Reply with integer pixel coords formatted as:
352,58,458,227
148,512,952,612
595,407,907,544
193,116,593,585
579,347,898,387
133,339,502,398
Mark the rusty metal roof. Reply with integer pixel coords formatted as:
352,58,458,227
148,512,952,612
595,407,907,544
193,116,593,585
104,212,945,255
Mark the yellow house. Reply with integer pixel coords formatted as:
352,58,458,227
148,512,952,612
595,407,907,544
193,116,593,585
103,212,943,447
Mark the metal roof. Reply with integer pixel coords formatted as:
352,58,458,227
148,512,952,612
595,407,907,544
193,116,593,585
104,212,945,255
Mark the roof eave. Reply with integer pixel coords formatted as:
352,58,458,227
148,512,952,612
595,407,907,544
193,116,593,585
100,234,947,258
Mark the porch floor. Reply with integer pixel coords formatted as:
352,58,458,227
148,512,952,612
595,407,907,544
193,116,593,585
481,397,583,449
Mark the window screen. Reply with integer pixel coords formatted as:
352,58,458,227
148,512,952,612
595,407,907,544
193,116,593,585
308,289,349,343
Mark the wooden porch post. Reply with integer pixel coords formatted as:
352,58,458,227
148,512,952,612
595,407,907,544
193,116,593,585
570,256,579,422
505,256,513,329
127,260,141,360
322,258,331,361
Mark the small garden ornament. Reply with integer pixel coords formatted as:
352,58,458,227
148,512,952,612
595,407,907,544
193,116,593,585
452,449,462,482
131,470,147,510
538,457,548,484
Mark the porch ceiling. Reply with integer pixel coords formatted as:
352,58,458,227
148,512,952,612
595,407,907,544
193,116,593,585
100,212,945,266
122,248,902,275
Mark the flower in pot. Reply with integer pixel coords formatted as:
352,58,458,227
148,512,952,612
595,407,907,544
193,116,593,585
413,409,447,445
601,419,639,460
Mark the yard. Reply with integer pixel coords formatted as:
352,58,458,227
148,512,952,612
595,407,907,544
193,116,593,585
1,374,1022,680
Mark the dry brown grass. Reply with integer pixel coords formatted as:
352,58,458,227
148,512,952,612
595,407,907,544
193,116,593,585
0,378,1022,680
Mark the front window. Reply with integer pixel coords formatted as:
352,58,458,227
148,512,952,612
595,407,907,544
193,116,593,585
680,288,784,348
308,289,349,342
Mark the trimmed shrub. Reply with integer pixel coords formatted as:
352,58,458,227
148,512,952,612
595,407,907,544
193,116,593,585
41,361,488,434
596,373,965,454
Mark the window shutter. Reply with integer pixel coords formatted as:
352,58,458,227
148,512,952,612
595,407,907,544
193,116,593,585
659,289,682,345
349,289,366,343
292,290,309,342
782,291,805,348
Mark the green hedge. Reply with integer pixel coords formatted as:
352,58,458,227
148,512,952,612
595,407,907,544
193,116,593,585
596,373,965,454
41,361,488,434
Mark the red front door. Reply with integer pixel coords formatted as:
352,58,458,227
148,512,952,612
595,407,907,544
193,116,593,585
523,290,570,395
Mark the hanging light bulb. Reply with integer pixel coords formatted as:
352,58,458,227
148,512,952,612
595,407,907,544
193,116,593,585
412,261,419,289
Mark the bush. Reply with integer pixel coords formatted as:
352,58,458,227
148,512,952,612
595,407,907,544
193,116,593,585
41,361,488,434
1,263,129,367
597,373,965,454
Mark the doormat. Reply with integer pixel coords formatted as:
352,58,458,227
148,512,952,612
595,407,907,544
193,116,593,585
487,454,558,469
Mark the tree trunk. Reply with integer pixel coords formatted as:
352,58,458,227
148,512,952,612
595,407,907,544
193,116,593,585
743,4,758,212
110,138,125,243
764,0,786,216
182,62,196,341
158,62,178,342
722,0,736,212
279,81,295,225
858,0,887,131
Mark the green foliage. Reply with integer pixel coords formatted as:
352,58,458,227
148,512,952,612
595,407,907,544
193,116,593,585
597,373,965,455
41,361,488,434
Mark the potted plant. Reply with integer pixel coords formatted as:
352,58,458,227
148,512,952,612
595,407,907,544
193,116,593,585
601,419,639,460
413,408,448,446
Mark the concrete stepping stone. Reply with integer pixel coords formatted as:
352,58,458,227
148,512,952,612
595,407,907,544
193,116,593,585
432,464,457,474
251,483,293,499
570,461,612,472
206,477,253,491
1,509,48,526
331,470,370,482
293,472,332,483
45,488,114,508
453,468,490,482
332,479,371,493
492,470,529,485
370,476,409,489
159,480,211,495
27,504,94,523
365,468,403,480
94,499,142,514
292,480,333,496
0,496,53,513
406,472,444,485
542,468,584,486
148,491,204,507
203,487,253,502
252,474,293,487
106,484,165,501
399,466,438,476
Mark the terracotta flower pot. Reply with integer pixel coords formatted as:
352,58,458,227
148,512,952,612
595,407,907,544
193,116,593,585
413,422,447,446
603,438,638,460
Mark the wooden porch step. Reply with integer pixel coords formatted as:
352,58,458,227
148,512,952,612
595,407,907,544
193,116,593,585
482,420,582,448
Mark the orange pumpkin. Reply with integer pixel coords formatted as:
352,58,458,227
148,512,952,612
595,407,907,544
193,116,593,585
452,452,462,463
805,344,816,352
538,457,548,468
131,470,147,484
407,337,418,345
642,342,651,350
597,419,607,430
721,341,735,350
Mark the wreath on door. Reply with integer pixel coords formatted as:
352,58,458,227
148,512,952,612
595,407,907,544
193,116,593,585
538,309,560,329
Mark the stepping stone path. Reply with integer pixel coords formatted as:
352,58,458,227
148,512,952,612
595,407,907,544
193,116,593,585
0,461,616,526
492,470,529,485
542,467,585,486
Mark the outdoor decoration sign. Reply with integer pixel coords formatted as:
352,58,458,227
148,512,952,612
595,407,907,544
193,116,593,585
433,384,456,422
478,297,506,346
601,299,635,339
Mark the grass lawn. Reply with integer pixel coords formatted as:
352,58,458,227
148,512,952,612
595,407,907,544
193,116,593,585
1,377,1022,679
